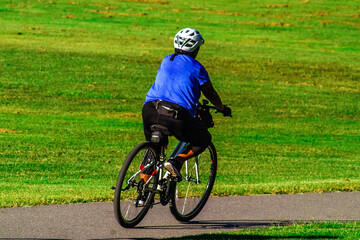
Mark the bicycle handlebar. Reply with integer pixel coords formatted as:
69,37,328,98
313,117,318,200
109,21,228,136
198,99,232,117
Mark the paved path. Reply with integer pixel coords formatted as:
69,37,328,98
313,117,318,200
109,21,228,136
1,192,360,239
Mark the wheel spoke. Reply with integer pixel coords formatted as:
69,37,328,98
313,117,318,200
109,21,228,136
182,181,191,215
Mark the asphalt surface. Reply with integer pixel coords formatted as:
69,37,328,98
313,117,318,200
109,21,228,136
1,192,360,240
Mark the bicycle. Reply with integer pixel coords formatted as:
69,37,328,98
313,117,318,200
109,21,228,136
114,99,228,228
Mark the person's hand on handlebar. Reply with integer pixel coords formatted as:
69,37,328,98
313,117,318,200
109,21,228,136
220,106,232,117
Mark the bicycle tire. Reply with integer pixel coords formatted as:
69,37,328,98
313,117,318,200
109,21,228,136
114,141,158,228
169,142,217,222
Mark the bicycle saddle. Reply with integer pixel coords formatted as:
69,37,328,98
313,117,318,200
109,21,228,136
150,124,172,144
150,124,172,136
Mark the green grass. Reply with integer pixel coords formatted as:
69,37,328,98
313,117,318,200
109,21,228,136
164,222,360,240
1,0,360,207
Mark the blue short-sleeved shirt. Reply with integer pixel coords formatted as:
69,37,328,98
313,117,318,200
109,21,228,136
145,54,210,116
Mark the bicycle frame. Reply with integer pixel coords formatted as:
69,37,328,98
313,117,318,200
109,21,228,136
158,141,201,185
122,140,202,202
169,141,189,159
156,141,188,186
125,161,154,189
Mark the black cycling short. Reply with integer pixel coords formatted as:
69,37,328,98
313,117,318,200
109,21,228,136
142,101,211,156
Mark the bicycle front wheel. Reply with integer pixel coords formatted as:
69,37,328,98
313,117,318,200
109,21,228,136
114,142,158,228
169,142,217,222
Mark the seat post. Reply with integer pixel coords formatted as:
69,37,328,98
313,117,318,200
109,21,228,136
159,144,166,163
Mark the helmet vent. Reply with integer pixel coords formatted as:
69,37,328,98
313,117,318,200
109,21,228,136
173,28,204,53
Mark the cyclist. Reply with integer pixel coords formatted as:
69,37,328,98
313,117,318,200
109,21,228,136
142,28,231,182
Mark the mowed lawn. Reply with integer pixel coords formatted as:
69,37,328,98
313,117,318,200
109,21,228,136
0,0,359,207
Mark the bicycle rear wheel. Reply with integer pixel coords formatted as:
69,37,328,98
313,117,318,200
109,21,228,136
169,142,217,222
114,142,158,228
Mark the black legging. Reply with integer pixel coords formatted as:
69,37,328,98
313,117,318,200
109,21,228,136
142,101,211,156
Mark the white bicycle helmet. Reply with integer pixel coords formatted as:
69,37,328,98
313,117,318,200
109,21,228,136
174,28,204,53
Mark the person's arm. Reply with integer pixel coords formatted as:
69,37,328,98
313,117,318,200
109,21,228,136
200,82,224,111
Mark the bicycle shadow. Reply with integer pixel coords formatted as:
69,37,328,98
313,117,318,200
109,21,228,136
135,219,293,230
111,220,337,239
